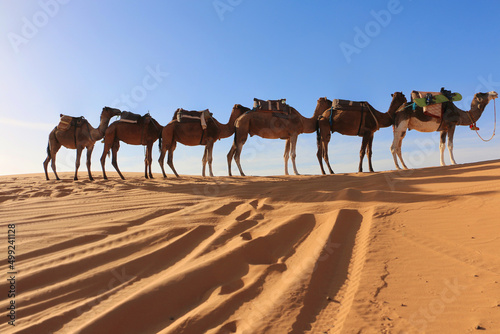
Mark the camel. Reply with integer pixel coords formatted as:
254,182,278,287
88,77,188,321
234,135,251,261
100,113,163,180
316,92,407,174
43,107,121,181
159,104,250,177
227,97,332,176
391,91,498,169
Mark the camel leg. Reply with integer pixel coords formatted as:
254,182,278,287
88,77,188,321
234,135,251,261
86,145,94,181
318,120,334,174
366,133,374,173
202,144,209,177
227,143,237,177
284,138,291,176
74,146,83,181
234,142,246,176
447,126,457,165
167,141,180,178
207,142,215,177
158,136,168,178
322,139,335,174
290,135,300,175
396,130,408,169
46,140,62,181
391,124,408,170
43,154,51,180
100,140,112,180
391,129,402,170
234,139,247,177
111,141,125,180
145,144,153,179
439,131,447,166
144,146,149,179
43,142,52,180
358,133,370,173
367,133,375,172
316,136,326,175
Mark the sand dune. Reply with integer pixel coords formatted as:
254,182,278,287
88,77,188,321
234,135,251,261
1,160,500,333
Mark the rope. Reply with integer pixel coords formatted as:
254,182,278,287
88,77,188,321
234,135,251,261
468,98,496,142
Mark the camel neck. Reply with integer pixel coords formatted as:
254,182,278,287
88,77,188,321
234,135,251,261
457,100,489,125
93,115,113,141
300,101,332,134
218,108,243,139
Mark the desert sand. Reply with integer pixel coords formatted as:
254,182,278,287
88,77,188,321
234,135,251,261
1,160,500,334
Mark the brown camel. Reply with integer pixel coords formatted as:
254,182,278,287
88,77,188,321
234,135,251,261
391,91,498,169
227,97,332,176
159,104,250,177
100,113,163,180
43,107,121,181
316,92,407,174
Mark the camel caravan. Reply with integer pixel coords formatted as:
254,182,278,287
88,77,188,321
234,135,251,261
43,89,498,181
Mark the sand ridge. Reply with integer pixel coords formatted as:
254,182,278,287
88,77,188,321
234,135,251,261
1,160,500,333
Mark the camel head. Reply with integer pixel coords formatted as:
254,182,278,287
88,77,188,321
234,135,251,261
316,97,333,114
233,104,251,115
102,106,122,118
471,91,498,109
391,92,407,107
230,104,251,125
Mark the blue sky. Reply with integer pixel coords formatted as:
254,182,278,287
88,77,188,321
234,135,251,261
1,0,500,177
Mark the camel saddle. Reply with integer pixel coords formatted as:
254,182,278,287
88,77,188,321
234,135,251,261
175,108,212,130
57,114,85,131
329,100,379,134
119,111,144,123
411,91,444,118
331,99,369,112
253,98,290,115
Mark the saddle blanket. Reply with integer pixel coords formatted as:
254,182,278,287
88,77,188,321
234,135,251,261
412,91,443,118
331,99,368,111
57,114,84,131
176,109,211,129
253,98,290,114
119,111,142,123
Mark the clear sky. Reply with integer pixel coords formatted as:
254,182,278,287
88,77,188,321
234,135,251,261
1,0,500,177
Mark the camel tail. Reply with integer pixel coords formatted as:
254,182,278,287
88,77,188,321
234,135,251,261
158,135,162,154
46,143,51,157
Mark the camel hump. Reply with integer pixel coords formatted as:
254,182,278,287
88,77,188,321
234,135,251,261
253,98,289,113
57,115,85,131
332,99,369,111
